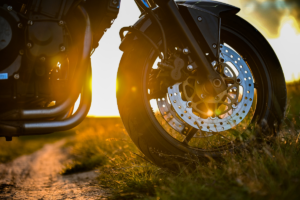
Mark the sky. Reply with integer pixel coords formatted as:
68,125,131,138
87,0,300,117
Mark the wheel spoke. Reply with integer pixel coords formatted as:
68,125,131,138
220,101,230,106
204,102,210,112
193,106,202,115
224,77,235,83
227,83,239,90
227,94,235,101
188,93,197,102
150,42,258,151
183,127,198,144
214,103,218,117
186,82,194,88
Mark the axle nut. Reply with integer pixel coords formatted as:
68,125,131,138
213,79,222,88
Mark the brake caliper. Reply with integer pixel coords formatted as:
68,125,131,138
148,48,190,99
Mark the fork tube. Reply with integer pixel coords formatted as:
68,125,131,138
154,0,221,80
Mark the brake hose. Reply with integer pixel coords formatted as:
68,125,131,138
121,0,168,61
120,26,164,60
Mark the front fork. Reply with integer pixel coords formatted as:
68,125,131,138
147,0,227,95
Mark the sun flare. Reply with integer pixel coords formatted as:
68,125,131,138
268,16,300,83
87,1,300,117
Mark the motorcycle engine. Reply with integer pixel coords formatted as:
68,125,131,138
0,5,22,73
0,0,120,114
0,2,72,112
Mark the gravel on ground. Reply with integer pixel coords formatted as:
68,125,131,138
0,140,110,200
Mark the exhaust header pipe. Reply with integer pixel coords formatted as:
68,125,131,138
0,65,92,137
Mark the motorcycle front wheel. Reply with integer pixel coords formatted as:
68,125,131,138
117,15,287,167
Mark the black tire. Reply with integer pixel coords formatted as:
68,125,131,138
117,15,287,167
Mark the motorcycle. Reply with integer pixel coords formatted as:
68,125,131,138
0,0,286,167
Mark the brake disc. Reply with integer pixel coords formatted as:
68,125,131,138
156,95,209,138
157,44,255,134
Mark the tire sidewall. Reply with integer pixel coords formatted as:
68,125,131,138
117,15,287,165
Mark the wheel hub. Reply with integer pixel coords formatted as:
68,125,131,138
160,44,255,133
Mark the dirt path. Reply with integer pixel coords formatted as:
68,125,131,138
0,140,110,200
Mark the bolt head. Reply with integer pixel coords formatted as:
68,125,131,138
27,20,33,26
60,46,66,52
7,6,12,11
183,48,190,55
187,101,192,108
113,0,118,5
187,65,194,71
211,61,217,67
213,44,217,49
19,50,24,55
197,16,202,22
213,79,222,88
27,43,32,48
18,23,23,28
201,94,206,99
14,74,19,79
59,21,64,26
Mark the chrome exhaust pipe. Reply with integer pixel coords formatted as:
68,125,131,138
0,65,92,136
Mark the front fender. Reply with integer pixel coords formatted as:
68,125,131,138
174,0,240,17
120,0,240,58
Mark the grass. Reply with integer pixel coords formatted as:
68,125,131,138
286,81,300,124
60,118,165,198
0,130,75,163
60,117,137,174
1,83,299,199
149,132,300,200
62,118,300,200
60,83,300,200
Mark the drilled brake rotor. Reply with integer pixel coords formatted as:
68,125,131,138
157,44,255,134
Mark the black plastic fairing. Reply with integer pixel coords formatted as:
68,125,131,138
175,1,240,59
174,0,240,17
120,0,240,56
179,5,220,58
